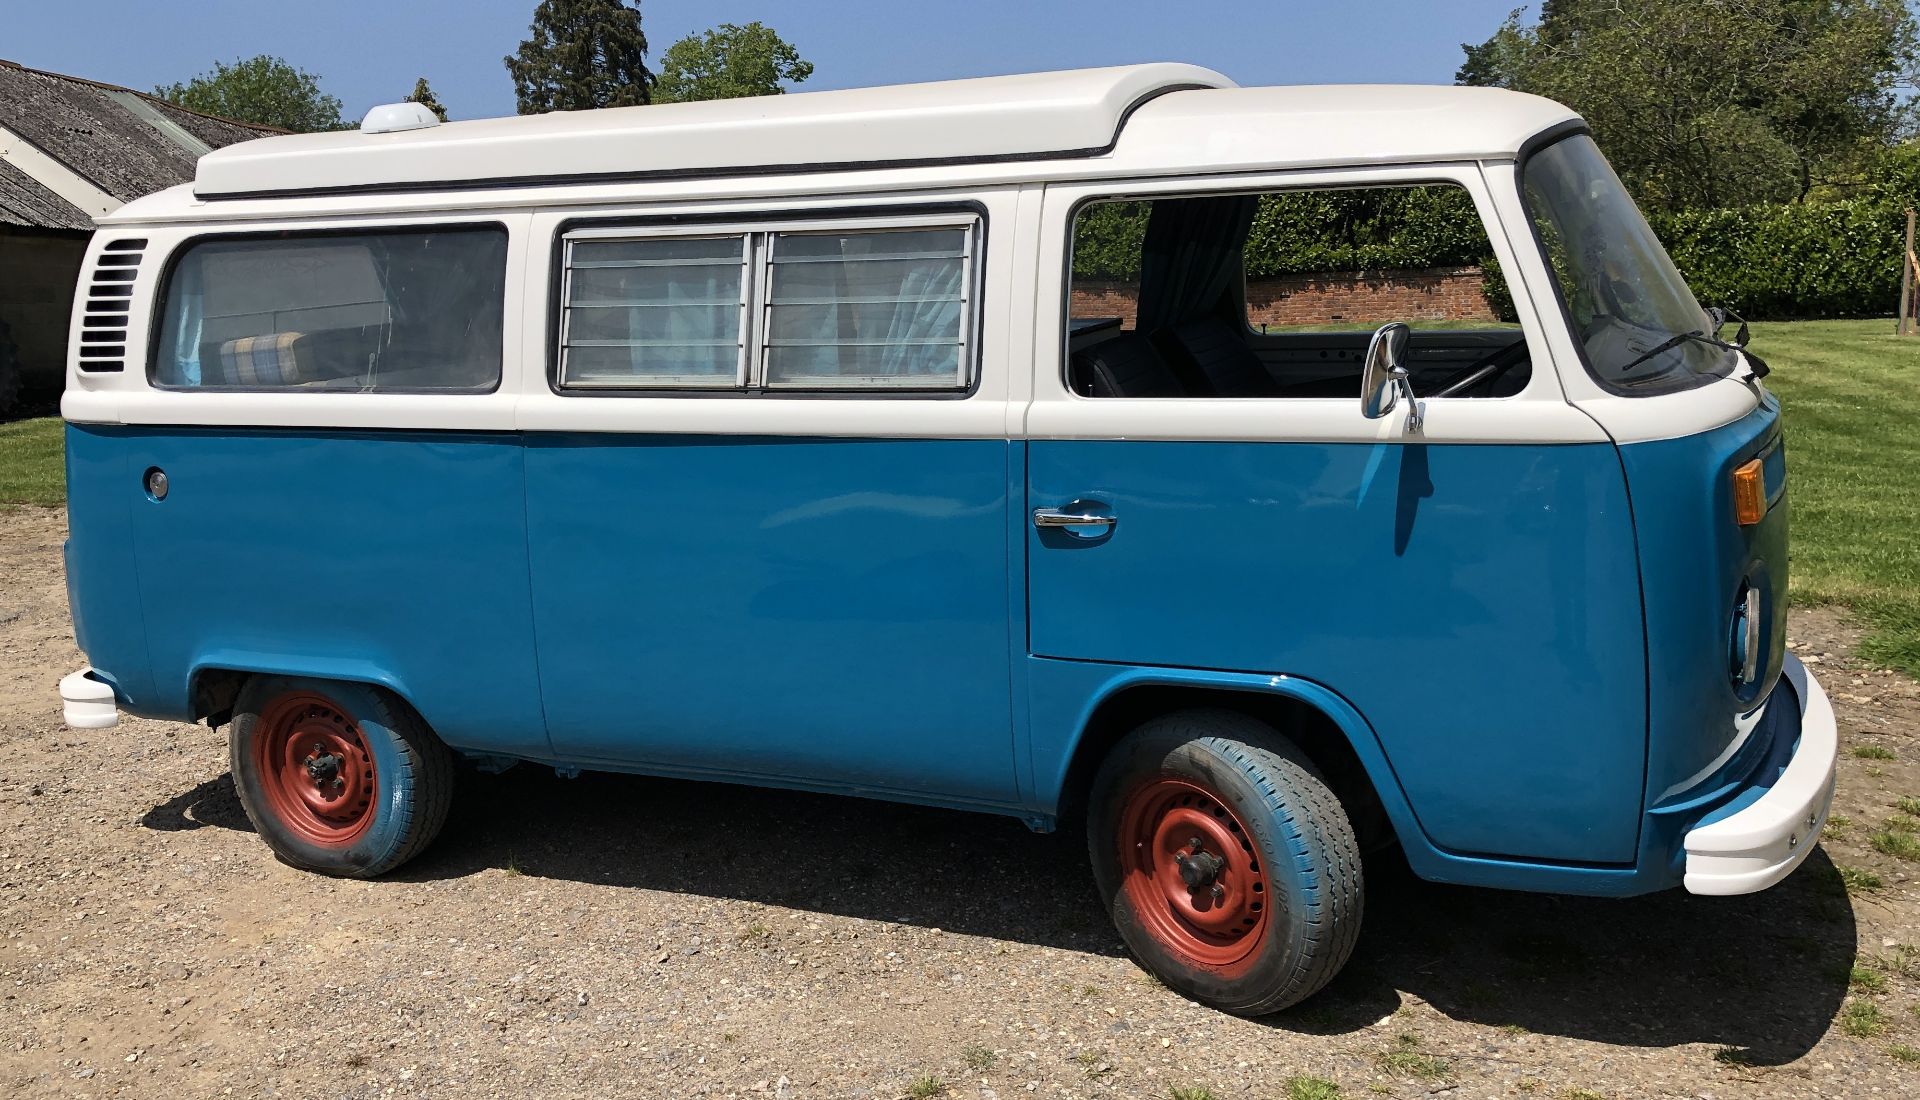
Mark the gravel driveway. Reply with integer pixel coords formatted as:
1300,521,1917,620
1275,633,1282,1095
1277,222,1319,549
3,505,1918,1099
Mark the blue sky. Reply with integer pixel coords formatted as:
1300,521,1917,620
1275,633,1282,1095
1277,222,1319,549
7,1,1526,122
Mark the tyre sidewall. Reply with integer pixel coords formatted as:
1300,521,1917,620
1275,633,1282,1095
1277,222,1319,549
1090,721,1332,1012
230,676,417,877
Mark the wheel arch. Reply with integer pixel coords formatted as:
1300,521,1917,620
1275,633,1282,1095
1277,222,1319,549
1046,671,1420,853
186,653,419,730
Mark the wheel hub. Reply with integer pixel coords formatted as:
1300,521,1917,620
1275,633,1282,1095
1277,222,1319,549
251,693,378,849
1116,777,1270,972
303,748,344,786
1173,839,1226,892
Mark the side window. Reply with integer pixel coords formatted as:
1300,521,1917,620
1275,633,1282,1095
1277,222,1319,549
154,227,508,392
764,228,969,390
1066,185,1526,399
560,235,749,388
557,218,977,393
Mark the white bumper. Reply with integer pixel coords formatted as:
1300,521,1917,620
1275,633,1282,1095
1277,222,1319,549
1682,654,1837,896
59,668,120,730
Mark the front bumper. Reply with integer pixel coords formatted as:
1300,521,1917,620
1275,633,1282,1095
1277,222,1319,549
1682,654,1837,895
59,667,120,730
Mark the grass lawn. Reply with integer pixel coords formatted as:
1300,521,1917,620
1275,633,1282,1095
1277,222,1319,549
0,318,1914,670
0,416,62,510
1753,319,1920,676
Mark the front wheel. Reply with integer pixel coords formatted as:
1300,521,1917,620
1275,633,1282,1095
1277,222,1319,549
1087,710,1363,1015
229,676,453,877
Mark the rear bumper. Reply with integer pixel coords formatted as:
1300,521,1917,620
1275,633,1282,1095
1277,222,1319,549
59,667,120,730
1682,654,1837,895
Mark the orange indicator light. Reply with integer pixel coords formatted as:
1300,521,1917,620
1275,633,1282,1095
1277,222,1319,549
1732,459,1765,526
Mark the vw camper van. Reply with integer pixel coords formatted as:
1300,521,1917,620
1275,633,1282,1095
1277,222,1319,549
58,65,1835,1014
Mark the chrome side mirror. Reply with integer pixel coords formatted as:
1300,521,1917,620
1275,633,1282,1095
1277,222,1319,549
1360,322,1422,433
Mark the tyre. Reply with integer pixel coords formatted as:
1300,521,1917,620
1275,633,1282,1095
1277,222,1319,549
229,676,453,877
1087,709,1363,1015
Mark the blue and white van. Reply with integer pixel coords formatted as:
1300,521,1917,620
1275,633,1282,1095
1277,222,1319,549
57,65,1836,1014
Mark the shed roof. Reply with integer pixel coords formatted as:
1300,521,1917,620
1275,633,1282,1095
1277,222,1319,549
0,157,89,230
192,63,1234,199
0,58,279,230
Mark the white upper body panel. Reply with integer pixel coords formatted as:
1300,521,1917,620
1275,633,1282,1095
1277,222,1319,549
190,64,1233,199
72,64,1748,448
105,74,1582,226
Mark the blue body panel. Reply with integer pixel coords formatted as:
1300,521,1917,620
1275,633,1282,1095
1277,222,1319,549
64,428,156,707
65,426,551,758
1616,392,1788,810
60,397,1793,898
1027,439,1647,864
1023,655,1807,896
522,434,1020,806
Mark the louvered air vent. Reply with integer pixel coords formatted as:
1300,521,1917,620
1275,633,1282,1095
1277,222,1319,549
77,239,147,373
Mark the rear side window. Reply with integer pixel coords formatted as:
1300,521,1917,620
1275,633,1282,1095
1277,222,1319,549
557,218,977,393
153,227,508,392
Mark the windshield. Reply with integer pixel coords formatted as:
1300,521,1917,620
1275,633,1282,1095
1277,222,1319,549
1521,135,1736,395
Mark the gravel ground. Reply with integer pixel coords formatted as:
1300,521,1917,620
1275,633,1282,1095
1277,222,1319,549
3,504,1919,1099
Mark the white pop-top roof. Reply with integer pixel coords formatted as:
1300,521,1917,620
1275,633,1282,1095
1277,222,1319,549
192,63,1236,198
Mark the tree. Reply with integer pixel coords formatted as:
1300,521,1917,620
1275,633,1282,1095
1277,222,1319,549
155,55,345,132
653,21,814,103
407,78,450,122
505,0,652,113
1457,0,1920,211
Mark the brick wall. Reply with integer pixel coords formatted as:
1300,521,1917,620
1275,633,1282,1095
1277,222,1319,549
1070,266,1496,329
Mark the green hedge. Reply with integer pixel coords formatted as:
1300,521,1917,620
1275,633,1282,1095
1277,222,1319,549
1072,188,1909,320
1072,190,1491,280
1648,200,1901,319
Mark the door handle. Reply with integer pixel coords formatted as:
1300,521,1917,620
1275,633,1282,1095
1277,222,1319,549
1033,506,1115,529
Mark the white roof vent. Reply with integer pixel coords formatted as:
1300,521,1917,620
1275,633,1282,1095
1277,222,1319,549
359,102,442,135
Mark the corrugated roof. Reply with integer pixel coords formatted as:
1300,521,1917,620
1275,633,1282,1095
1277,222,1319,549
147,95,282,150
0,157,89,229
0,57,279,229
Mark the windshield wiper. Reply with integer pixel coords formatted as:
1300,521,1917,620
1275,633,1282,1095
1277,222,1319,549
1615,328,1744,378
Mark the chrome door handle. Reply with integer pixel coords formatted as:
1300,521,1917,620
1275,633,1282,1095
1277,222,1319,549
1033,507,1116,529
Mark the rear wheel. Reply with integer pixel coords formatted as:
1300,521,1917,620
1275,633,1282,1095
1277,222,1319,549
1088,709,1363,1015
229,676,452,877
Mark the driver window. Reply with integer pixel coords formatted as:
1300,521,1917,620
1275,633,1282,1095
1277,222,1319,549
1066,184,1528,399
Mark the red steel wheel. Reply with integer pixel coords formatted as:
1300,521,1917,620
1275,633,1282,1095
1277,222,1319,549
1116,776,1270,974
250,691,378,849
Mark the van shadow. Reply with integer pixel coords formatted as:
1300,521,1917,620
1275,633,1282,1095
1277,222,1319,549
144,766,1854,1064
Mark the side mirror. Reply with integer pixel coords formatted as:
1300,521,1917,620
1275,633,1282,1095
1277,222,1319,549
1706,305,1750,349
1360,322,1422,433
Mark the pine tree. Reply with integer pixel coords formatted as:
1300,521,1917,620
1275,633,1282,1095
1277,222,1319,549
504,0,652,114
407,77,449,122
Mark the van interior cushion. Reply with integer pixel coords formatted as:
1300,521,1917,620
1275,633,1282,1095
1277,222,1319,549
1072,331,1188,397
215,333,310,387
1171,316,1278,396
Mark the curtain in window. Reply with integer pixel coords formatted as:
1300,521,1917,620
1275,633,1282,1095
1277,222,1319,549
1135,195,1258,333
167,258,205,386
